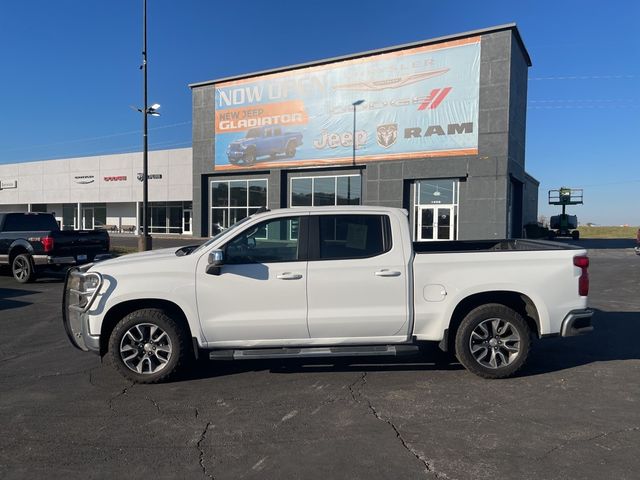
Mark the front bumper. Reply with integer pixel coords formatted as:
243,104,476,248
560,309,594,337
227,149,246,159
62,265,102,353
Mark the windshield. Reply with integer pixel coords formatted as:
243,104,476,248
190,216,253,255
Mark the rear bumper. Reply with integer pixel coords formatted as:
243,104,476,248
33,253,111,266
33,255,76,265
560,309,594,337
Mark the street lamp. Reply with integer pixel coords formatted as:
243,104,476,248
137,0,160,252
352,99,365,166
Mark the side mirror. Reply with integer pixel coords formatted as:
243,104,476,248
206,249,224,276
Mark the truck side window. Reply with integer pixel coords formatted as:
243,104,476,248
225,217,301,264
3,213,58,232
316,215,390,260
274,127,282,136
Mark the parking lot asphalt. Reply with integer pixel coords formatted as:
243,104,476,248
0,244,638,479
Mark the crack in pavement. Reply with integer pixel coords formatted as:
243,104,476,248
107,382,134,413
145,397,161,413
197,422,214,479
536,426,640,460
348,372,446,479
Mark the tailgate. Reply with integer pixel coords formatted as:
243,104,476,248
53,230,109,259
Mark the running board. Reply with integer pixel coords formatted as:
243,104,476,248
209,345,419,361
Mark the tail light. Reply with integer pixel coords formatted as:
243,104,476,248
41,236,55,253
573,255,589,296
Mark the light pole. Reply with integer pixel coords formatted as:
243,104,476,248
352,99,364,166
137,0,160,252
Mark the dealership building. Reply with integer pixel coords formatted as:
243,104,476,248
1,24,539,241
0,148,193,234
190,23,538,240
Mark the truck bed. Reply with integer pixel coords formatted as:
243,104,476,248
413,239,580,254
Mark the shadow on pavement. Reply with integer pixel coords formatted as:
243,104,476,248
177,345,464,383
0,287,40,311
523,308,640,376
174,308,639,382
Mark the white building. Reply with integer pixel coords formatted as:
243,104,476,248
0,148,193,235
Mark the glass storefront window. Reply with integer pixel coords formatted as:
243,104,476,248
418,179,456,205
337,176,361,205
212,182,229,207
230,181,247,207
313,177,336,206
291,175,361,207
139,201,190,234
291,178,312,206
210,178,268,236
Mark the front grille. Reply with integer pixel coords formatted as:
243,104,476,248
62,266,103,351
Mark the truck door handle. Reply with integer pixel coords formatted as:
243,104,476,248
276,272,303,280
375,269,401,277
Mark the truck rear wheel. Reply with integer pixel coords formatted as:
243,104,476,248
12,253,36,283
108,308,189,383
454,304,531,379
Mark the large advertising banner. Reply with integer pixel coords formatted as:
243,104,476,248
214,37,480,170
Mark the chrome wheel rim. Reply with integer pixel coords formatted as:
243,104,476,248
469,318,521,369
12,257,29,281
120,323,172,375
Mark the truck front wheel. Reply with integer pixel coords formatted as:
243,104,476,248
285,142,297,158
242,149,256,166
454,304,531,379
12,253,36,283
108,308,189,383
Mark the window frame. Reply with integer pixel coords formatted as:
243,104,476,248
289,174,361,207
220,215,309,265
210,178,268,237
307,214,392,262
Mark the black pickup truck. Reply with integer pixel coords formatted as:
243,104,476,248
0,212,110,283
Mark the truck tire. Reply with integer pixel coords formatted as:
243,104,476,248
242,148,256,166
571,230,580,240
108,308,189,384
454,303,531,379
12,253,37,283
285,141,297,158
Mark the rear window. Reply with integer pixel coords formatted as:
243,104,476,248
317,214,390,260
3,213,58,232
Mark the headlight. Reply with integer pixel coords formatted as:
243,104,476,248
83,274,100,291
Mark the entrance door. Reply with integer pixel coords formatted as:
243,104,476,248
183,209,192,235
417,206,454,241
82,208,94,230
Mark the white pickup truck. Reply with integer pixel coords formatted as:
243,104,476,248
62,207,593,383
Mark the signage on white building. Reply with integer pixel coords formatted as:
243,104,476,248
74,175,95,184
0,180,18,189
137,173,163,181
104,175,127,182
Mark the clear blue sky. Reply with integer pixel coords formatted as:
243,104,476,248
0,0,638,225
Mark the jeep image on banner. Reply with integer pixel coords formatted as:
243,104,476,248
213,37,480,170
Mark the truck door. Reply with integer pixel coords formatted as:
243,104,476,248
306,213,410,341
196,214,310,344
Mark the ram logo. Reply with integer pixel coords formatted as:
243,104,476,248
376,124,398,148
